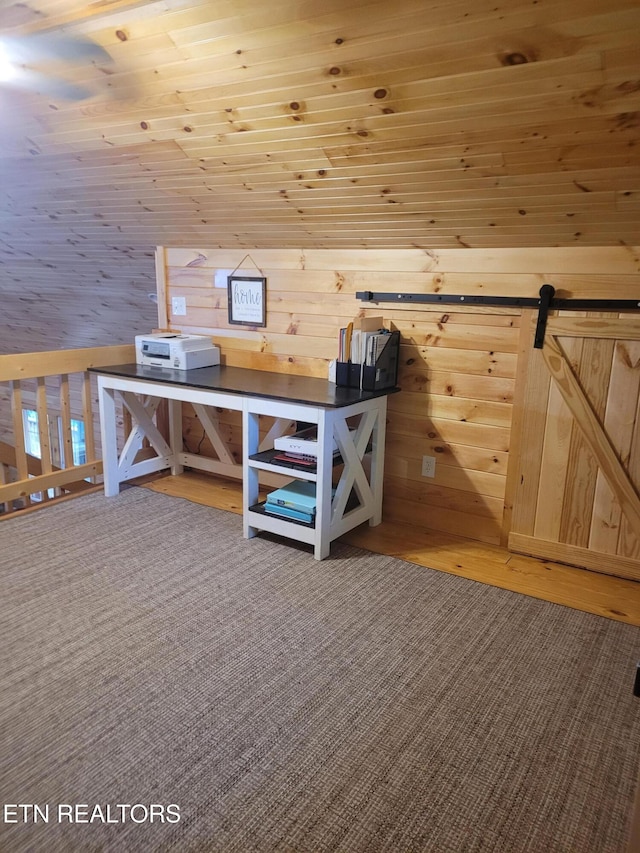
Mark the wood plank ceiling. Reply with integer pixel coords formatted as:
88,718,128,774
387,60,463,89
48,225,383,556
0,0,639,257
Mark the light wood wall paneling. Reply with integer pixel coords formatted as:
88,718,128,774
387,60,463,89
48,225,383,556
390,391,513,429
385,474,506,523
399,366,514,405
163,247,640,275
162,247,640,550
384,488,503,545
155,246,169,329
390,410,510,455
403,346,517,379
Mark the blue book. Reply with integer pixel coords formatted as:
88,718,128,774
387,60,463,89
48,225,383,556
264,502,315,524
266,480,318,515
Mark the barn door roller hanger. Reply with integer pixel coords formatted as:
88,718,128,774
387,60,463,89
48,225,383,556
356,286,640,348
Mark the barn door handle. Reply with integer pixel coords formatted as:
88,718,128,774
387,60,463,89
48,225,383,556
534,284,556,349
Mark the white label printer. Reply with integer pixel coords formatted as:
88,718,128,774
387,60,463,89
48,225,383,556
135,333,220,370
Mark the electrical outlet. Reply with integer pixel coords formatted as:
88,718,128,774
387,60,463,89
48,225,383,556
422,455,436,478
171,296,187,316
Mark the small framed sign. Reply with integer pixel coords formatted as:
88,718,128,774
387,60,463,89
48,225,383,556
227,275,267,327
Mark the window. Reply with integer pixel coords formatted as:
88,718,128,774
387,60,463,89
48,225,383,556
69,419,86,465
23,409,41,459
22,409,50,501
23,409,86,467
22,410,87,499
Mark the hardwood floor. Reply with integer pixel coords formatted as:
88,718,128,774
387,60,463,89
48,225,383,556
141,471,640,628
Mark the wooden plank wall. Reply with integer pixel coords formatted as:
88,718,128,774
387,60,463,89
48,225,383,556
0,249,158,357
0,250,157,461
162,246,640,546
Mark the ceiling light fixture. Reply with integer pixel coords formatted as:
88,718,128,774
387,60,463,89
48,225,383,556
0,41,17,82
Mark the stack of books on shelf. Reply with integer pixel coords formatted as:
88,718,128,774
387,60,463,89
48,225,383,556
264,481,326,524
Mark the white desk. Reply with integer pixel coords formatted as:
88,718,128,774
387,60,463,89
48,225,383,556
91,364,397,560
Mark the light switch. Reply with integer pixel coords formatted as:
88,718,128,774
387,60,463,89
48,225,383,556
171,296,187,316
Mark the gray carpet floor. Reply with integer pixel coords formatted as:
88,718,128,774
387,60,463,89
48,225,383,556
1,487,640,853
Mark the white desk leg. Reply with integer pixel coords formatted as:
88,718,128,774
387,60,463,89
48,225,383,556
243,410,260,539
168,398,184,476
314,411,334,560
369,397,387,526
97,377,120,496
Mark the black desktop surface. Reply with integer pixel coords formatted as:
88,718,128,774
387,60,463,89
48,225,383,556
89,363,399,408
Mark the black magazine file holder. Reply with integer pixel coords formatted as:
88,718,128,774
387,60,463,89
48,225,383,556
336,330,399,391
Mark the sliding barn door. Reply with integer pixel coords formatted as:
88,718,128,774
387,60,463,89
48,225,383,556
509,312,640,581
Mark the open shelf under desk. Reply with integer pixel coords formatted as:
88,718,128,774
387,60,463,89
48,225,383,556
248,446,369,474
249,448,323,476
249,501,316,528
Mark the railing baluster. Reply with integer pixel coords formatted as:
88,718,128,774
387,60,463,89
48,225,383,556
9,380,30,508
0,461,9,514
59,373,74,468
36,376,53,500
81,372,95,483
